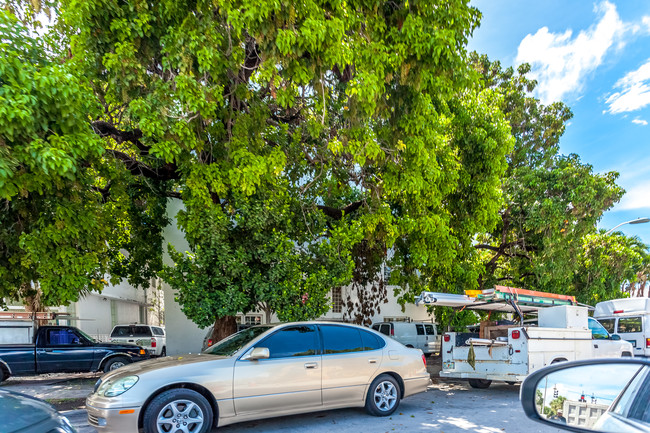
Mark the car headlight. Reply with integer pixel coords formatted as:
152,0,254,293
98,375,139,397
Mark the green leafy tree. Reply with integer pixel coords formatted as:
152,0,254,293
573,232,648,304
58,0,514,336
0,10,166,310
470,54,625,295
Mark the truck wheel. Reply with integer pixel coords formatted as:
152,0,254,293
0,367,5,383
365,374,401,416
468,379,492,389
143,388,212,433
160,347,167,357
104,356,130,372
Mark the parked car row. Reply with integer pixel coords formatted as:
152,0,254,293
86,321,432,433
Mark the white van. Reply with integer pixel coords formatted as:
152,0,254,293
371,322,440,356
594,298,650,358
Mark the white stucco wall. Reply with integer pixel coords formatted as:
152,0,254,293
320,285,434,324
161,199,206,355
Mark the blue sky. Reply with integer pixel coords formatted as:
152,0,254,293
468,1,650,245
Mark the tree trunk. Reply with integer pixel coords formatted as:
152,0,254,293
210,315,238,344
22,282,48,326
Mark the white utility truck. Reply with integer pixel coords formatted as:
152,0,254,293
594,297,650,358
416,287,634,389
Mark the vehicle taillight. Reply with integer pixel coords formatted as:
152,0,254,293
646,338,650,348
422,354,427,366
391,328,394,336
613,310,624,314
512,330,520,339
208,339,213,347
151,338,156,348
443,334,451,342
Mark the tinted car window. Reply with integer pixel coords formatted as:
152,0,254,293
152,327,165,336
416,324,425,335
598,318,616,334
321,325,363,354
360,329,385,350
260,325,318,358
47,329,82,345
132,326,152,337
424,324,435,335
378,324,390,336
618,317,643,333
110,326,130,337
588,318,610,340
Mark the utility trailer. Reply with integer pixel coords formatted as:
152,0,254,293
416,287,634,388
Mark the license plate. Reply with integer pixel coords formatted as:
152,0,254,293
443,361,455,369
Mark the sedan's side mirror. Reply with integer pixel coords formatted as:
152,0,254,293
520,359,650,432
610,334,621,341
241,347,270,361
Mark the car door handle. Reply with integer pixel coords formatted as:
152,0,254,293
304,362,318,369
368,358,378,364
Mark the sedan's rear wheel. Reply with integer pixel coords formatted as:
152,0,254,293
365,374,400,416
143,389,212,433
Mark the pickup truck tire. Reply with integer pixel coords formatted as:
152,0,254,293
468,379,492,389
365,374,400,416
160,347,166,357
103,356,130,372
143,389,212,433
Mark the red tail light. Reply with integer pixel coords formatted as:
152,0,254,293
646,338,650,348
512,330,520,339
151,338,156,348
391,328,394,336
208,339,213,347
422,354,427,366
443,334,451,342
613,310,624,314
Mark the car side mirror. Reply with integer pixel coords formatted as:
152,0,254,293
241,347,270,361
610,334,621,341
520,359,650,432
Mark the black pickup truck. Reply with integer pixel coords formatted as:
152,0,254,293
0,325,149,382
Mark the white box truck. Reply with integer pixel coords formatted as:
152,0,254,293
594,297,650,358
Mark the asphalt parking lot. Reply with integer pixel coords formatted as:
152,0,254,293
1,361,564,433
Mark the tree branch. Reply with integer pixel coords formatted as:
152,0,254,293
106,149,180,181
317,201,363,220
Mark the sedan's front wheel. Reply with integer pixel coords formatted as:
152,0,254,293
143,389,213,433
365,374,400,416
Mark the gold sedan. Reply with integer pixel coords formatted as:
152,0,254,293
86,321,431,433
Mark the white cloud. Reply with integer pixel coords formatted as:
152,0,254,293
618,182,650,210
606,59,650,113
515,1,627,104
632,118,648,125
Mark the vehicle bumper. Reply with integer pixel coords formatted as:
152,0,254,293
86,399,140,432
403,374,432,398
440,371,526,382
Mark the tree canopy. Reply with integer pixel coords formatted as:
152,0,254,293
470,53,645,305
1,2,645,331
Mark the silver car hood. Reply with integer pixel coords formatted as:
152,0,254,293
104,353,230,380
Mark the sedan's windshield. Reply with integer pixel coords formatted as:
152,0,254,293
203,326,273,356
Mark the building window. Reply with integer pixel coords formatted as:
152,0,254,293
331,287,342,313
244,315,262,325
110,300,118,327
